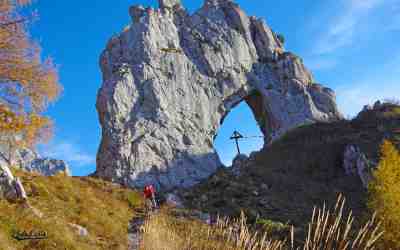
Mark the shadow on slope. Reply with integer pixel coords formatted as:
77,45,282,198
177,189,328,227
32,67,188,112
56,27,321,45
182,102,400,236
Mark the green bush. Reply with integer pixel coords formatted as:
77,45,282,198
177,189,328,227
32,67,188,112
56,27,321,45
276,33,285,44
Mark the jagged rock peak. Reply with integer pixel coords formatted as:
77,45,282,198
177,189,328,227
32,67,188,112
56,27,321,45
159,0,181,8
204,0,234,6
129,5,146,23
96,0,343,191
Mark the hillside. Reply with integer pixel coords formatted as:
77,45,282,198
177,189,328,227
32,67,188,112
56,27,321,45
0,169,143,250
182,102,400,237
0,104,397,249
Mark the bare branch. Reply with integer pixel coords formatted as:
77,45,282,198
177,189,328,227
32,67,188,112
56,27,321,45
0,17,28,28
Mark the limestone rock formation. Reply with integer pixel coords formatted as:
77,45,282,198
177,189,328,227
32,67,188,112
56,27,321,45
343,145,373,188
25,158,71,176
96,0,342,190
0,146,71,176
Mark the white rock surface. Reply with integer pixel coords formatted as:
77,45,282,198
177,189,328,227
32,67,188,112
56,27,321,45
0,145,71,177
68,223,89,237
343,145,373,188
25,158,71,176
0,164,27,201
96,0,342,190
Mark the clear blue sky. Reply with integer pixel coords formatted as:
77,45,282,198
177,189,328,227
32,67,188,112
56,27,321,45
29,0,400,176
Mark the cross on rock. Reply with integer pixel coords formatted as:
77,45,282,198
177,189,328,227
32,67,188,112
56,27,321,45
230,130,244,155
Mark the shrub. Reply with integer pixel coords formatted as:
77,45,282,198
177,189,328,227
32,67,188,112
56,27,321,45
276,33,285,44
368,140,400,249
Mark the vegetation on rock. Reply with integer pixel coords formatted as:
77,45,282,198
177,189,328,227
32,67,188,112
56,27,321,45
276,33,285,44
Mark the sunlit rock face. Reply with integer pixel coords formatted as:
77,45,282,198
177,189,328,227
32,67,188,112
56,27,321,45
95,0,342,190
0,146,71,177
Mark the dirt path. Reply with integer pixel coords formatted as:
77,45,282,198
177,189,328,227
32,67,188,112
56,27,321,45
128,216,146,250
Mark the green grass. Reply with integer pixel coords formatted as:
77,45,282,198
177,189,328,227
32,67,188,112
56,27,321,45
255,218,290,234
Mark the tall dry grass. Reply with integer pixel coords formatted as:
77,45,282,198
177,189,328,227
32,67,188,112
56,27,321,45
140,194,382,250
302,194,382,250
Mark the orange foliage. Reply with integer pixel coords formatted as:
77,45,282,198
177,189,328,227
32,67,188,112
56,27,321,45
0,0,61,165
368,140,400,249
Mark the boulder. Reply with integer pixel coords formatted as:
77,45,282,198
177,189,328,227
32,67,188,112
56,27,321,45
165,193,184,208
0,164,27,201
230,154,248,176
343,145,373,188
95,0,342,190
68,223,89,237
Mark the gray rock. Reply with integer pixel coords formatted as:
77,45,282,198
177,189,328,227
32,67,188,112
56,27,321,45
159,0,181,8
129,5,146,23
25,158,71,176
95,0,342,191
68,223,89,237
165,193,184,208
0,164,27,201
128,217,145,250
343,145,373,188
230,154,248,176
362,104,372,112
260,183,269,190
0,146,71,177
373,100,382,109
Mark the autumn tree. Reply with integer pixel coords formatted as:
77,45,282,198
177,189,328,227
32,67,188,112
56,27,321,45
368,140,400,249
0,0,61,166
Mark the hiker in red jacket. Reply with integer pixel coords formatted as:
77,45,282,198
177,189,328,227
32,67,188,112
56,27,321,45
143,184,158,210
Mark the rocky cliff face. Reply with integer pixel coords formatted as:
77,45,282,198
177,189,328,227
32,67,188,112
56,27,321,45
0,146,71,176
96,0,342,190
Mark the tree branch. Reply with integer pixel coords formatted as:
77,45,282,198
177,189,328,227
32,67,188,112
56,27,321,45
0,150,11,166
0,17,28,28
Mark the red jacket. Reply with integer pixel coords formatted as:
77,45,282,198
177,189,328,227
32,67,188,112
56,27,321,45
143,185,155,199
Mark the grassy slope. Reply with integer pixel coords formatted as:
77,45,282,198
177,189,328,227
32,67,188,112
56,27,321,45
183,103,400,236
0,170,144,250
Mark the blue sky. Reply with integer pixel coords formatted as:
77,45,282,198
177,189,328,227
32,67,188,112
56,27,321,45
29,0,400,175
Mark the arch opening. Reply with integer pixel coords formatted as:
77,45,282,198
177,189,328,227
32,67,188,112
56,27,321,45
214,95,265,167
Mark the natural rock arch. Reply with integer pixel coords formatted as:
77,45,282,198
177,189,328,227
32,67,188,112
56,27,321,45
95,0,342,190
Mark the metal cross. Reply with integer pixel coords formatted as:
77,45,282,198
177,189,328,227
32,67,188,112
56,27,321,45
230,130,244,155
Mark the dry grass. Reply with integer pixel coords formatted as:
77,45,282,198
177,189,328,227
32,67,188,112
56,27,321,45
0,169,143,250
141,195,382,250
302,195,382,250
